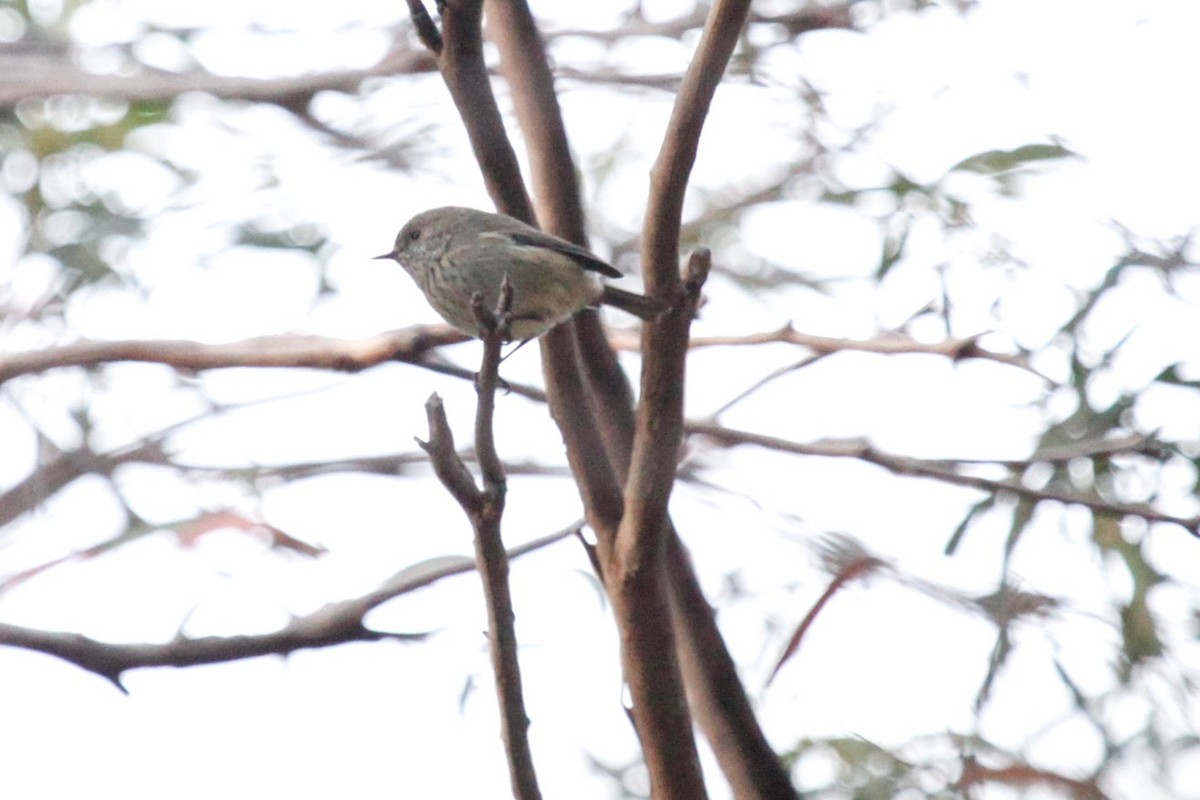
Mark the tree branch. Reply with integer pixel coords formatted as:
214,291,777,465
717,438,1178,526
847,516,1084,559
688,421,1200,536
604,2,752,797
420,0,534,220
667,326,1041,377
0,521,578,688
629,0,750,560
413,279,541,800
0,50,436,107
0,326,467,386
0,324,1035,389
481,0,630,559
0,5,854,115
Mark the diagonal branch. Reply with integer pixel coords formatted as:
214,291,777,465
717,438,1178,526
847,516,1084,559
483,0,632,564
0,613,416,693
425,0,534,220
688,421,1200,536
0,521,578,689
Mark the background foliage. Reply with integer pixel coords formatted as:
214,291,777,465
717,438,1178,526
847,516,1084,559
2,0,1198,797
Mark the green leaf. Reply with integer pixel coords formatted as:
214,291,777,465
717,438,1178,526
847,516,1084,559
876,222,909,279
949,143,1077,175
944,496,995,555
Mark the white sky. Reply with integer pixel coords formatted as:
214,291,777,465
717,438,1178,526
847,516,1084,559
2,1,1200,798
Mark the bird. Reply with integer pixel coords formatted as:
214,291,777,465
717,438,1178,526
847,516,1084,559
374,206,666,341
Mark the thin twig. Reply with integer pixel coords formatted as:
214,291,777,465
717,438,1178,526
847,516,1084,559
411,272,540,800
605,324,1044,379
687,420,1200,536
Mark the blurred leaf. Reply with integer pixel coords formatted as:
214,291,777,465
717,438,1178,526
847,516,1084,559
889,172,924,197
1053,660,1093,714
1153,363,1200,389
234,227,328,253
174,509,325,556
125,99,174,127
944,495,995,555
1120,597,1164,680
769,535,888,685
1092,513,1123,551
384,555,475,590
876,221,908,279
821,188,860,206
949,143,1077,175
1003,493,1037,557
977,627,1013,709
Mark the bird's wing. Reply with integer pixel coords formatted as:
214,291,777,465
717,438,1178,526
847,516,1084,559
496,230,623,278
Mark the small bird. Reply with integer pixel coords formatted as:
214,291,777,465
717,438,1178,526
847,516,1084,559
375,206,666,341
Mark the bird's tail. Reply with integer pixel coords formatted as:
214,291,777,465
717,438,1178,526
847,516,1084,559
600,285,669,321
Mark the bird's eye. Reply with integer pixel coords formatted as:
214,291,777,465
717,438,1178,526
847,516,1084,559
408,228,422,242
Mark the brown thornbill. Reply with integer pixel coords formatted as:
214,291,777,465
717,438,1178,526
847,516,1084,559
375,206,666,341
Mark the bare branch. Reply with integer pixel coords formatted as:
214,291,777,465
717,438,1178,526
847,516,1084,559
0,324,1040,392
0,439,163,529
417,393,483,512
0,615,414,693
0,326,467,386
405,0,444,53
687,421,1200,536
0,50,436,107
0,5,854,110
549,4,852,43
481,0,643,549
662,534,802,799
414,287,541,799
0,521,579,687
627,0,753,566
471,280,512,490
606,1,755,795
415,0,534,220
681,327,1042,377
485,0,586,242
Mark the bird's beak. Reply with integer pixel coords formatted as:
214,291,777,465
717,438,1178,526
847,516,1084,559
373,251,396,261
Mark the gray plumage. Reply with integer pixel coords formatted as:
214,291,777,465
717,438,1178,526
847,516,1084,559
375,206,665,341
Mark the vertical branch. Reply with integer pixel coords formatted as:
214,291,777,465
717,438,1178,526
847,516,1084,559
471,280,512,490
408,0,628,558
483,1,644,478
432,2,625,558
482,6,705,796
607,253,710,800
410,3,790,797
485,5,710,797
632,0,753,541
616,0,753,797
482,0,628,558
427,0,534,221
488,2,796,798
640,0,752,304
415,280,541,800
484,0,587,242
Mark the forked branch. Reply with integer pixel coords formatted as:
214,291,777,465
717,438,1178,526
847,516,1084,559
415,281,541,800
